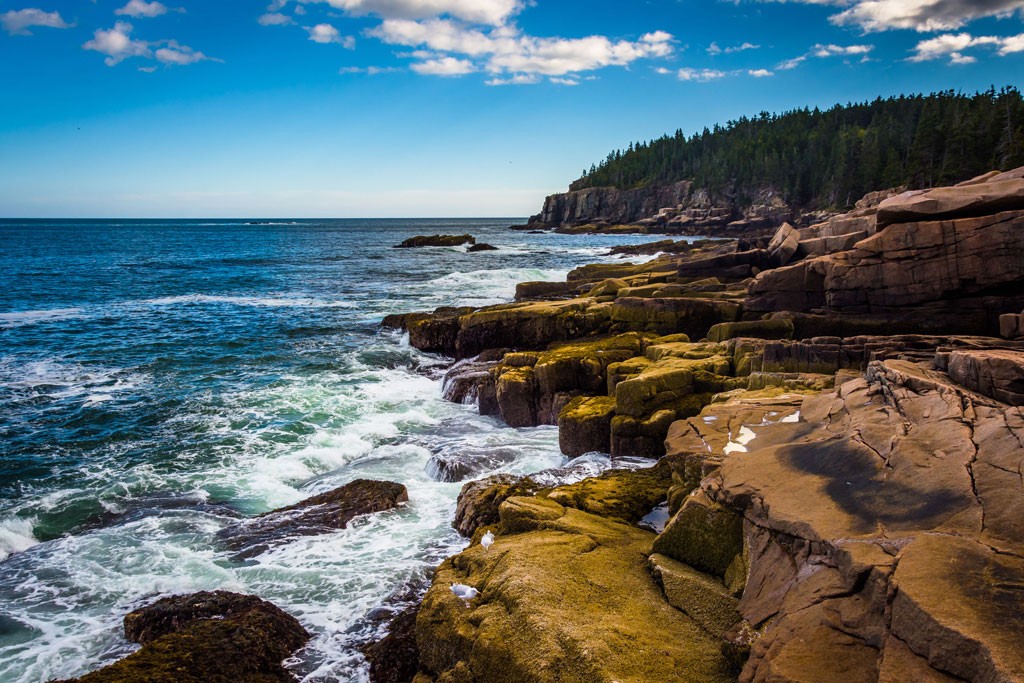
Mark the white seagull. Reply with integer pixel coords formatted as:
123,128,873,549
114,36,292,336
480,530,495,551
450,583,479,602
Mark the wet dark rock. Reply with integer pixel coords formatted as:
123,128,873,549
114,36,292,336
218,479,408,558
362,605,419,683
394,234,475,248
54,591,309,683
453,474,542,537
467,243,498,252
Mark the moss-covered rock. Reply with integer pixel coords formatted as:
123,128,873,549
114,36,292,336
545,458,677,523
557,396,616,457
452,474,543,538
648,553,741,637
707,318,795,343
55,592,310,683
610,297,742,339
652,490,744,578
455,299,612,359
415,497,734,683
587,278,630,297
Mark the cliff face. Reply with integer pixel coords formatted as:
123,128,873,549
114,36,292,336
533,180,698,226
527,180,794,235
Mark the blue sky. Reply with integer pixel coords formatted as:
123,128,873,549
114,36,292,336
1,0,1023,217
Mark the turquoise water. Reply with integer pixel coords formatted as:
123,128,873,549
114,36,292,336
0,219,668,682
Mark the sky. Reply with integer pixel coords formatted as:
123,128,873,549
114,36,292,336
0,0,1023,217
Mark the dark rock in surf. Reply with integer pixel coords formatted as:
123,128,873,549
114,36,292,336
218,479,408,558
362,605,419,683
394,234,476,248
467,243,498,252
52,591,309,683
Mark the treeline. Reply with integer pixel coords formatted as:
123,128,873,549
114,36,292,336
571,88,1024,208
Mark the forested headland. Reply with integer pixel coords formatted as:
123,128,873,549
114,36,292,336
571,88,1024,209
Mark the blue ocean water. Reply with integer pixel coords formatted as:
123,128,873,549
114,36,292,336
0,219,670,682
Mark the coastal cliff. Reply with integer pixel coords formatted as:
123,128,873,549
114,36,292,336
385,167,1024,683
524,181,794,236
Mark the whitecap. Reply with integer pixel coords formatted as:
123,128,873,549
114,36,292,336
0,308,86,328
0,516,39,561
142,295,357,308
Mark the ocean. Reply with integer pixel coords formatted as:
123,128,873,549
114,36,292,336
0,218,670,682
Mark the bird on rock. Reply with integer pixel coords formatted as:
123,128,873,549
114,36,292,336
450,583,479,603
481,530,494,551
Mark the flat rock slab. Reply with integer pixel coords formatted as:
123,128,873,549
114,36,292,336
947,348,1024,405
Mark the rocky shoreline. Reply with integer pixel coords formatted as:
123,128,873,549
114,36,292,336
384,168,1024,683
61,169,1024,682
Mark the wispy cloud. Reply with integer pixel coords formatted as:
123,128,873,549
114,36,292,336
1,8,71,36
777,42,874,69
908,31,1024,63
763,0,1024,33
707,41,759,55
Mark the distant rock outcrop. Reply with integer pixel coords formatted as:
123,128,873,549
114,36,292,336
394,234,475,248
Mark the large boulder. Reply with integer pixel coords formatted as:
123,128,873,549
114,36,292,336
218,479,408,558
55,592,310,683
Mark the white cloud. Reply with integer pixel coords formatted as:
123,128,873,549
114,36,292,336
295,0,522,25
306,23,355,46
777,42,873,69
677,67,727,81
1,8,70,36
908,31,1024,62
83,22,152,65
371,19,675,78
550,76,579,85
410,55,474,74
766,0,1024,33
748,68,775,76
115,0,168,18
83,22,216,67
259,12,294,25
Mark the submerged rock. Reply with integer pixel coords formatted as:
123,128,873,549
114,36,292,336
54,591,310,683
394,234,475,248
218,479,408,558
